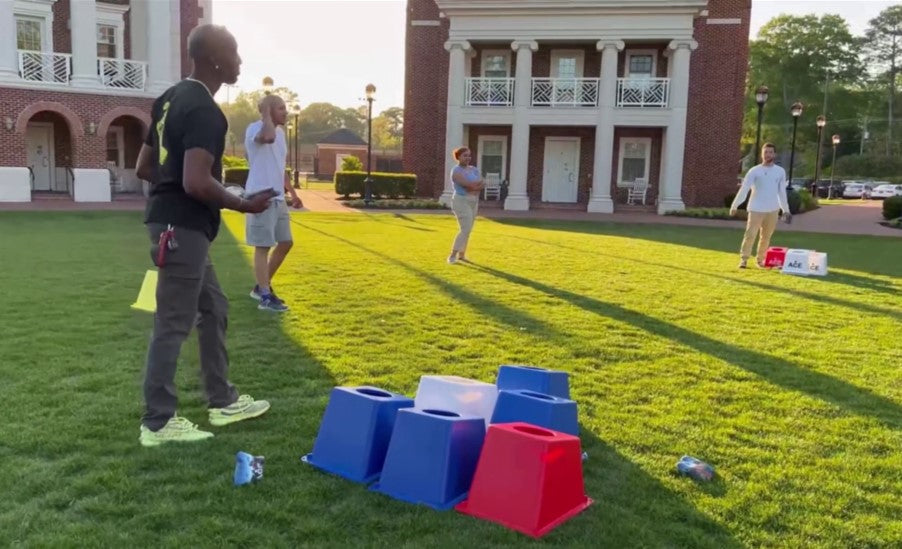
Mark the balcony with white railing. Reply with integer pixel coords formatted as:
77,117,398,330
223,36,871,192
98,58,148,90
18,50,71,84
616,78,670,108
531,78,599,107
465,77,515,106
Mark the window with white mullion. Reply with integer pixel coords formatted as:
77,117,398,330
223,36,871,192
618,137,651,186
16,18,42,51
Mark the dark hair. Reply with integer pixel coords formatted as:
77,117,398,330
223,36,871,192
762,142,776,153
452,147,469,160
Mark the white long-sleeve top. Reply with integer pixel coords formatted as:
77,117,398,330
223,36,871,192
731,164,790,213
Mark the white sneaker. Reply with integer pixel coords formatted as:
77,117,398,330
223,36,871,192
447,254,458,264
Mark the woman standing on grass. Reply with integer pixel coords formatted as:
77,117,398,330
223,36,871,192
448,147,484,264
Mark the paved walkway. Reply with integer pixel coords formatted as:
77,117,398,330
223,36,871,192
2,190,897,237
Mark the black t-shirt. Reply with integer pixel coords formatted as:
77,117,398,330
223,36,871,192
144,79,228,240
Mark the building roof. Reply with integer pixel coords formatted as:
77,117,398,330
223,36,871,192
317,128,367,146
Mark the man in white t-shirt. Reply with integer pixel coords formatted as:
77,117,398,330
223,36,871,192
244,94,303,312
730,142,791,269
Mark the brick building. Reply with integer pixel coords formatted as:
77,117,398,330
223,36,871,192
0,0,212,202
404,0,751,214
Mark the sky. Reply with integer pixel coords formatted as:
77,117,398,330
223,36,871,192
212,0,897,110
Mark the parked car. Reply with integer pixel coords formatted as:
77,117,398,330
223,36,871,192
842,183,873,199
870,183,902,199
812,180,844,198
788,178,811,192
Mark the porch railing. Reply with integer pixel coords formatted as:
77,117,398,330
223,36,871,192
616,78,670,108
18,50,71,83
98,58,148,90
531,78,599,107
465,77,515,106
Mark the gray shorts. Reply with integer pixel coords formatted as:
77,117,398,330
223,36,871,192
246,200,292,247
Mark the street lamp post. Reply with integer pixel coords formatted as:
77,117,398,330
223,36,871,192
754,85,769,159
830,134,840,191
363,83,376,206
814,115,826,190
291,103,301,188
787,101,803,187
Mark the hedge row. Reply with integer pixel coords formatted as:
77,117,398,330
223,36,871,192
334,171,416,199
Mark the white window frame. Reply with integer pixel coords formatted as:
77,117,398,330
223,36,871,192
617,137,652,187
550,50,585,78
481,49,511,78
14,0,55,52
625,49,657,78
96,2,129,59
477,135,508,180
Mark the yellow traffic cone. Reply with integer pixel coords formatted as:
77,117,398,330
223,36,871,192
131,269,158,312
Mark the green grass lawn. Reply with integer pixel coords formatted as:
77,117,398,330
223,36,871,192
0,211,899,547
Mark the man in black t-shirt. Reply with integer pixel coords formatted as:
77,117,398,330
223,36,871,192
135,24,275,447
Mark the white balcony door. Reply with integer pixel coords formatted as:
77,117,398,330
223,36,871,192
550,50,584,105
542,137,580,203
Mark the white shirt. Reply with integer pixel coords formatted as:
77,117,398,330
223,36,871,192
244,120,287,200
731,163,790,213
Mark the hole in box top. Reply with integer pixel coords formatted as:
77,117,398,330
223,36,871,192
356,388,391,398
513,425,554,437
423,409,460,417
522,391,555,401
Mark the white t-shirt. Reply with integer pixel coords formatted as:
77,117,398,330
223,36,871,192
244,120,287,200
731,163,790,213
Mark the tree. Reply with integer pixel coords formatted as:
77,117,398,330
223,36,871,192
864,5,902,154
219,86,299,151
744,14,865,174
297,103,366,143
370,107,403,150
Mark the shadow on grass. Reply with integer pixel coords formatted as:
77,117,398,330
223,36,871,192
497,233,901,322
295,221,566,340
295,221,741,547
489,218,902,282
360,212,437,232
466,262,902,430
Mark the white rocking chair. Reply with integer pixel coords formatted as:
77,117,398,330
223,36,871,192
626,178,649,205
483,172,502,200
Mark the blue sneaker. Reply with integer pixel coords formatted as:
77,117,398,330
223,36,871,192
258,294,288,312
250,285,278,301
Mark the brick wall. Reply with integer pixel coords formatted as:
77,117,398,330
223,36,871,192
316,146,367,177
52,0,72,54
180,0,202,78
0,88,153,169
683,0,751,206
403,0,449,197
611,127,663,205
527,127,596,204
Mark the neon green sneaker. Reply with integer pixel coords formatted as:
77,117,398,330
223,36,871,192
139,416,214,447
209,394,271,427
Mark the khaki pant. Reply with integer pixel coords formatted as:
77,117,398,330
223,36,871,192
740,210,779,263
451,194,479,253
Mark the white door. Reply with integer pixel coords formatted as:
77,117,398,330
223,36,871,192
542,138,580,203
26,124,54,191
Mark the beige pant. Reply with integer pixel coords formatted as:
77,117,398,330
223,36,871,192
451,194,479,253
740,210,779,263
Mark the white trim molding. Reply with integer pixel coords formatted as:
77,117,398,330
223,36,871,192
411,20,442,26
96,2,129,59
707,18,741,25
13,0,56,53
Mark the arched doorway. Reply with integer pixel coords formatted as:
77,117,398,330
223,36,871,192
104,115,148,195
23,111,77,194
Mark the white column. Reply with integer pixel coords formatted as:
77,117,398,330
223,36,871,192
0,0,18,81
658,38,697,214
440,39,471,205
504,39,537,211
588,39,624,213
70,0,100,88
147,0,174,93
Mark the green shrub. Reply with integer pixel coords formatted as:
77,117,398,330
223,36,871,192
223,167,249,187
334,171,416,199
223,155,248,169
344,199,446,209
883,196,902,220
797,189,818,212
665,208,746,220
787,189,802,214
340,156,364,172
834,154,902,179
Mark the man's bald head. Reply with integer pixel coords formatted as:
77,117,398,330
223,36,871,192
187,24,241,85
